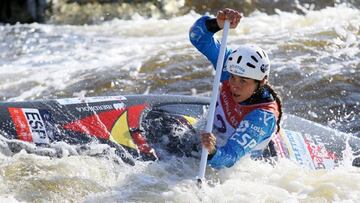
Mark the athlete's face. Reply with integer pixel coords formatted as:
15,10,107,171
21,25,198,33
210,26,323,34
228,74,258,103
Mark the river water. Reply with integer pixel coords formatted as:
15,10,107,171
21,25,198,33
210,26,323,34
0,1,359,202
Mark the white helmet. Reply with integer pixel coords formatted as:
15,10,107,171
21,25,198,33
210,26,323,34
225,45,270,81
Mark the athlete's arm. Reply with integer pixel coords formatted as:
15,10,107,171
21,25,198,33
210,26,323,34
207,109,277,169
189,16,226,67
189,16,232,82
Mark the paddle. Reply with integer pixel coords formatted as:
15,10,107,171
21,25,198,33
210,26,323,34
197,20,230,185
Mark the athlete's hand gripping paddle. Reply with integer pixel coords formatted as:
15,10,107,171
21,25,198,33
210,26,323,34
197,20,230,185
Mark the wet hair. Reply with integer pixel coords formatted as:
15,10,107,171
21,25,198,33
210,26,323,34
250,75,282,133
263,83,283,133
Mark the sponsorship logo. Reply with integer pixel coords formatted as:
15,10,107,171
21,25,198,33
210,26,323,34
260,64,269,73
8,108,50,144
236,120,249,133
56,96,127,105
220,88,241,128
236,121,266,136
113,103,125,110
262,111,273,126
231,132,257,151
228,64,245,75
304,134,338,169
250,123,266,136
285,130,315,169
286,130,306,166
74,102,125,112
75,104,114,112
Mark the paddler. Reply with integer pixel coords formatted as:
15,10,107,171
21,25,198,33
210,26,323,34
189,8,283,169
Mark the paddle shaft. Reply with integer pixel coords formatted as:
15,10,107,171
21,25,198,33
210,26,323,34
197,20,230,182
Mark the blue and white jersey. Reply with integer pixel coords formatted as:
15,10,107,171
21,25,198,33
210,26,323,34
189,15,279,169
209,106,277,169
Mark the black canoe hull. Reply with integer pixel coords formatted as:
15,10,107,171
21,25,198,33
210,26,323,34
0,95,359,169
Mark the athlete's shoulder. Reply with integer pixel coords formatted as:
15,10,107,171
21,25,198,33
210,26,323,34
238,109,276,132
244,108,276,121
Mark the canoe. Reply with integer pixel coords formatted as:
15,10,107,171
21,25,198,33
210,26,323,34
0,95,359,169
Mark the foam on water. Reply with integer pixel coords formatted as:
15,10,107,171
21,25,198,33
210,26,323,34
0,12,203,100
1,145,360,202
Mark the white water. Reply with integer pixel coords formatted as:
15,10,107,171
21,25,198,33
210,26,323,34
1,150,360,202
1,5,358,100
1,4,360,202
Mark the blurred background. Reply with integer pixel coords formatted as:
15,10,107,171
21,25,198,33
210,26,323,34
1,0,360,24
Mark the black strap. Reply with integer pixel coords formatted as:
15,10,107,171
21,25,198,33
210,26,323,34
205,18,221,33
